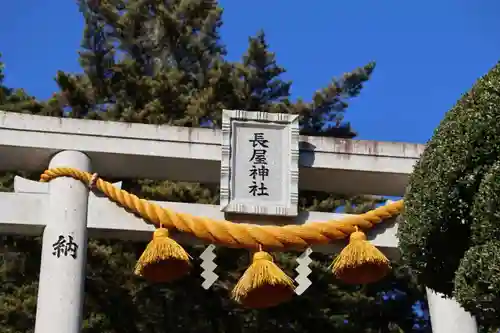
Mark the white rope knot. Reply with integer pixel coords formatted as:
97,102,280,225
89,173,99,189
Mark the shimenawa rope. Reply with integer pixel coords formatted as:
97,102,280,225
40,167,403,307
40,167,403,250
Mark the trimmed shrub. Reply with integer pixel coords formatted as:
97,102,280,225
398,62,500,325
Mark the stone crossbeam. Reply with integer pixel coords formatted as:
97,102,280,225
0,111,424,196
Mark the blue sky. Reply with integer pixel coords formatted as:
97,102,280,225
1,0,499,145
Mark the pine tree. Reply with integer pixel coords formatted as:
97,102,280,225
0,1,429,332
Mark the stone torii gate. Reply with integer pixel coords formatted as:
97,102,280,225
0,110,478,333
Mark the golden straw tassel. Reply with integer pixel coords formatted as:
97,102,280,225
331,227,390,284
232,247,295,309
134,227,191,283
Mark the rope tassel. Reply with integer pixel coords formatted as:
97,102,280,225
231,249,295,309
134,228,191,283
331,228,390,284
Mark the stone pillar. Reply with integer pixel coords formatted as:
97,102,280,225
34,151,91,333
426,288,478,333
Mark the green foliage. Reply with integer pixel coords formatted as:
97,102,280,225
0,0,429,332
455,241,500,329
398,61,500,327
0,237,427,333
0,54,44,114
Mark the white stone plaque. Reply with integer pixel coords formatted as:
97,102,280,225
220,110,299,216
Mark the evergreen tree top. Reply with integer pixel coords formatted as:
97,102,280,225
1,0,374,139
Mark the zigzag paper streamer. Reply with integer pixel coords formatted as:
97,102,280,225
295,247,313,295
200,244,218,289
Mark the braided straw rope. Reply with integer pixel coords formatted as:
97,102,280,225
40,168,404,250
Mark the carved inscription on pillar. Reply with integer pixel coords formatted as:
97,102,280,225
52,234,79,259
220,110,299,216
